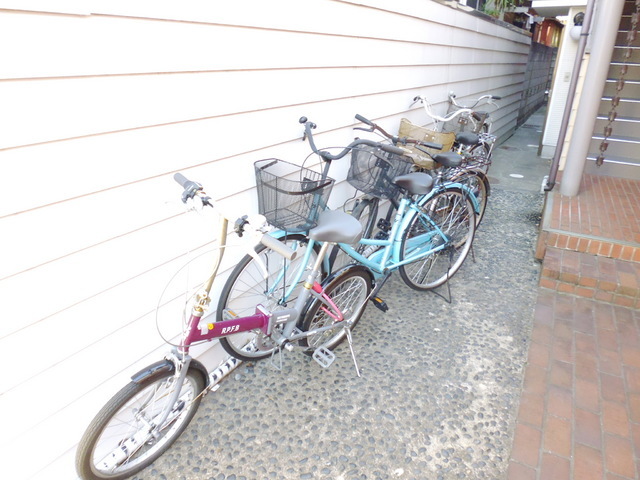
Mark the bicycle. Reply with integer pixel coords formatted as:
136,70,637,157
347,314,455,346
299,116,477,292
216,119,477,361
76,173,375,480
412,93,501,174
444,92,501,135
353,113,490,228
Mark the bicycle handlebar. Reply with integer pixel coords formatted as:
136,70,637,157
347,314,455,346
448,92,501,109
299,116,408,160
172,173,297,260
353,113,443,151
259,233,297,260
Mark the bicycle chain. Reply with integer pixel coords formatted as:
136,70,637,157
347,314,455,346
596,0,639,166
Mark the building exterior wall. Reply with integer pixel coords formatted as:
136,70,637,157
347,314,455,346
519,41,558,125
0,1,531,477
540,6,585,160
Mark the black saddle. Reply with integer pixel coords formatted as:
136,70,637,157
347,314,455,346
455,132,480,146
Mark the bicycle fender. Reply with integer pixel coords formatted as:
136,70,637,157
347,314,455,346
325,264,375,287
299,264,374,321
130,359,210,387
417,185,480,215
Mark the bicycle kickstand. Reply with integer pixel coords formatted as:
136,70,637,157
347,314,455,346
344,327,361,377
270,344,287,372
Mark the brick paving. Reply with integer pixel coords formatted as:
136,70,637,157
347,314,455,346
509,293,640,480
540,247,640,308
509,174,640,480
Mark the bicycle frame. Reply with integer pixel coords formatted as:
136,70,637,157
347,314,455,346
262,181,475,305
179,242,348,356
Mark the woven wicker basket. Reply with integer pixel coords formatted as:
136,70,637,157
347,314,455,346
398,118,456,169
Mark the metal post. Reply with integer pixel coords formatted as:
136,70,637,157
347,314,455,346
560,0,626,197
545,0,596,191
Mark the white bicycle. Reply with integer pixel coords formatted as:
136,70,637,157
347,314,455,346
412,92,501,174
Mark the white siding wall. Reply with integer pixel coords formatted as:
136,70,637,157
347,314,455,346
0,1,530,478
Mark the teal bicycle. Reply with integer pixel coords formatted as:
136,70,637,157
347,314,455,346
215,117,476,361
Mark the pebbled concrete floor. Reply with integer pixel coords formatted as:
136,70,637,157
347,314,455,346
133,108,550,480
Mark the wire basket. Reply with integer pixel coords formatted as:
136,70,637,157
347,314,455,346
347,145,413,199
254,159,334,232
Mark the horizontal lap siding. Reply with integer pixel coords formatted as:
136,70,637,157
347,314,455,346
0,1,530,477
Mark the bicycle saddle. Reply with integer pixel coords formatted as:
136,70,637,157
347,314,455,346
393,172,433,195
432,152,463,168
472,111,489,121
309,209,363,244
455,132,480,146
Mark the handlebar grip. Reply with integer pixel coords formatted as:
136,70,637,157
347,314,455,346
174,172,206,204
355,114,374,126
173,172,191,188
380,144,407,156
491,95,502,100
260,234,298,261
420,141,443,151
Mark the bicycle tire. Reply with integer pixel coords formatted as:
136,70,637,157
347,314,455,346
449,169,490,227
398,187,475,291
76,368,205,480
328,197,379,271
298,265,373,353
352,196,379,242
216,234,322,361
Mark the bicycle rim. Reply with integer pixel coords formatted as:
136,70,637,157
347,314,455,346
398,188,475,290
77,370,204,480
450,170,489,227
216,234,320,360
299,267,372,352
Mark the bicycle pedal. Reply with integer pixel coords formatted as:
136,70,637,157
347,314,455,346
312,346,336,369
371,296,389,312
374,231,389,240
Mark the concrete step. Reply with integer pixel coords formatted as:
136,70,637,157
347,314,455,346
603,79,640,98
589,134,640,160
616,30,640,48
612,46,640,64
608,63,640,82
584,155,640,178
598,96,640,117
539,246,640,308
594,115,640,138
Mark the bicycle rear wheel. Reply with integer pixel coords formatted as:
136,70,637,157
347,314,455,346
216,234,321,361
398,187,475,290
449,169,489,227
298,265,373,353
76,368,205,480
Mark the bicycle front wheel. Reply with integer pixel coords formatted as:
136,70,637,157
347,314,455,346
398,187,475,290
217,234,321,361
76,368,206,480
298,265,373,353
329,197,379,271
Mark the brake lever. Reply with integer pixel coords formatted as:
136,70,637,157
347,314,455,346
234,215,249,237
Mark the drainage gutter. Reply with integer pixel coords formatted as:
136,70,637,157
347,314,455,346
544,0,596,191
